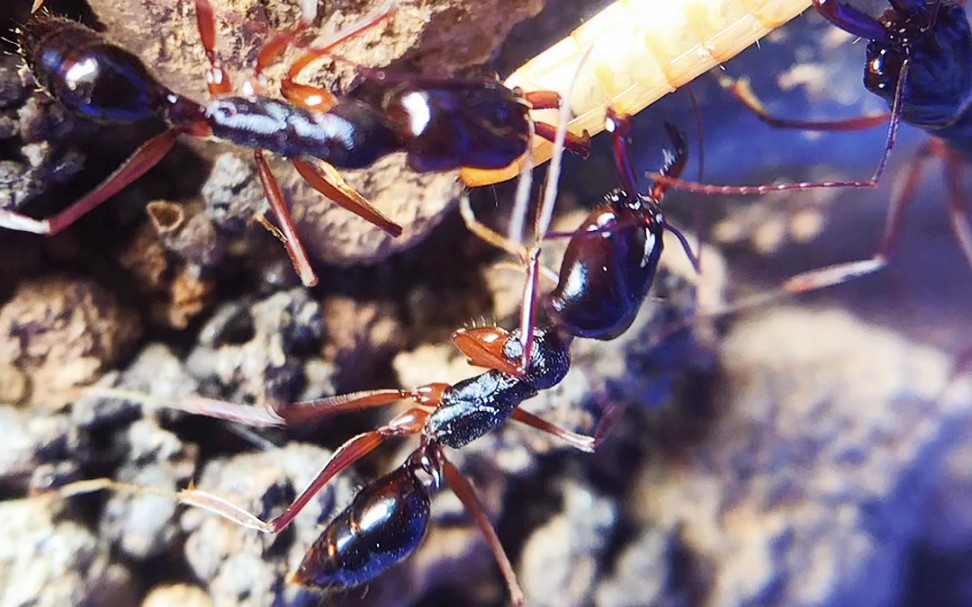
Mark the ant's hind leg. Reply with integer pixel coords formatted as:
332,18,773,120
253,151,319,287
942,149,972,272
718,74,890,132
441,456,525,607
52,407,430,535
0,130,179,236
510,402,623,453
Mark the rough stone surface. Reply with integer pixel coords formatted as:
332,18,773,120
0,497,138,607
621,308,972,607
520,479,618,607
180,444,359,607
185,287,330,405
0,277,142,408
0,54,86,215
141,584,214,607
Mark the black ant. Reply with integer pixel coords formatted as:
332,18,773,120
8,0,589,286
651,0,972,296
50,108,695,604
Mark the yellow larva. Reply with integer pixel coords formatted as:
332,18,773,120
460,0,813,186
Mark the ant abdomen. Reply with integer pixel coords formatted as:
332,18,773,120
546,193,665,341
20,14,169,123
294,463,432,590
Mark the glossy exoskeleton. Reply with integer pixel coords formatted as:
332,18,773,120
53,115,671,604
545,121,686,340
8,2,589,286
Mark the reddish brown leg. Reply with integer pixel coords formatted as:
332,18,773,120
441,455,524,607
942,149,972,271
533,121,591,158
55,408,430,534
721,75,891,132
510,402,622,453
253,22,314,90
291,158,403,236
265,408,429,532
0,129,179,235
253,150,319,287
521,90,561,109
279,2,397,112
193,0,234,96
276,385,453,424
649,62,911,197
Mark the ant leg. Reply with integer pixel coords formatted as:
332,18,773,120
0,129,179,235
276,384,449,423
193,0,235,96
291,159,403,237
651,62,910,196
718,75,890,132
440,455,525,607
533,122,591,158
812,0,893,42
459,197,528,259
279,2,398,111
942,149,972,271
510,402,623,453
253,151,319,287
675,138,938,325
249,17,317,95
260,5,400,239
55,408,429,534
265,408,429,532
458,197,559,282
523,90,591,157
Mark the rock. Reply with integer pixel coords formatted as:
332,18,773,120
320,295,405,389
621,307,972,607
0,497,137,607
521,479,618,607
142,584,214,607
0,276,142,408
186,288,329,405
99,419,199,560
180,444,358,607
595,528,688,607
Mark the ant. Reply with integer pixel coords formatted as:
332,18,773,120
51,109,696,604
9,0,590,286
651,0,972,295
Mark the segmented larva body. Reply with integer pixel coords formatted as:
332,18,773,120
461,0,812,186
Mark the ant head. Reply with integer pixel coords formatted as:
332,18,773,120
504,326,571,390
864,2,972,129
392,81,531,171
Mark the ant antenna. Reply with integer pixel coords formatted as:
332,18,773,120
516,45,594,364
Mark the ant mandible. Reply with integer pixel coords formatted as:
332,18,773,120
53,108,695,604
9,0,590,286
